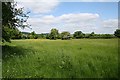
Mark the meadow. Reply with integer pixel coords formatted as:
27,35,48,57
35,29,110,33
2,39,118,78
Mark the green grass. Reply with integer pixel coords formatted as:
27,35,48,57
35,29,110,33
2,39,118,78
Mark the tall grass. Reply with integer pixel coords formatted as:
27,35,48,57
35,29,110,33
2,39,118,78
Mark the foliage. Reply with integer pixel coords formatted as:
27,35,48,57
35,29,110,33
37,33,50,39
2,2,29,42
46,33,50,39
9,30,116,40
11,31,23,39
73,31,84,39
29,31,38,39
114,29,120,38
89,34,115,39
102,34,114,39
49,28,59,40
89,32,95,38
61,31,71,40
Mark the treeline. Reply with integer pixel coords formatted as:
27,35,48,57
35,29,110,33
11,31,38,39
11,28,120,40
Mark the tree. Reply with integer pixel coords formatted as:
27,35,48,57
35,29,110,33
49,28,59,40
103,34,113,39
114,29,120,38
73,31,84,39
29,31,38,39
90,32,95,36
89,32,95,38
31,31,35,35
46,33,50,39
61,31,71,40
2,2,30,42
11,30,23,39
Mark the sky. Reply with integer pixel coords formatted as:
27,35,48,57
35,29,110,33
15,0,119,34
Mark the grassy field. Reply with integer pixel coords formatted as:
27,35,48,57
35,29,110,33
2,39,118,78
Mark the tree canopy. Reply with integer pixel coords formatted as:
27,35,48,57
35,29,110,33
61,31,71,40
73,31,84,39
49,28,59,40
114,29,120,38
2,2,30,42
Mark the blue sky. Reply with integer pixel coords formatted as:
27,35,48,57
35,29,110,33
17,1,118,34
51,2,118,19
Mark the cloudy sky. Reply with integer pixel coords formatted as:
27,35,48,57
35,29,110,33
16,0,119,34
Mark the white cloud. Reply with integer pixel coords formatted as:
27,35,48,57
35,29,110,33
102,19,118,28
19,13,118,34
21,13,101,33
15,0,59,14
20,13,118,34
28,13,99,24
58,13,99,23
94,19,118,34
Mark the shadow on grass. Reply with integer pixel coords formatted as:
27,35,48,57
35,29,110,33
2,45,32,61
